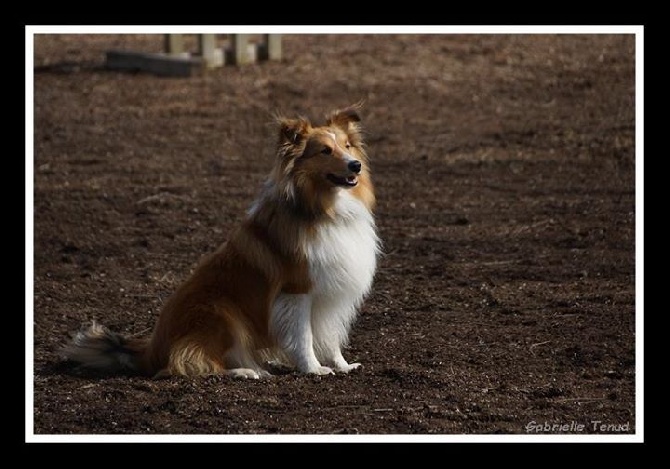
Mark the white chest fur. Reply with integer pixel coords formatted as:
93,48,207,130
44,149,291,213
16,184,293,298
305,191,380,303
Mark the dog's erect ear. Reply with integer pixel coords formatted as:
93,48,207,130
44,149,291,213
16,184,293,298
327,103,365,150
326,102,363,129
277,117,311,146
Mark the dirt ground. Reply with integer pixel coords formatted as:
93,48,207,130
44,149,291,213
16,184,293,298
30,32,638,440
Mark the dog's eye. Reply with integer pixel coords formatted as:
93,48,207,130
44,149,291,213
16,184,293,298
321,147,333,155
345,142,351,149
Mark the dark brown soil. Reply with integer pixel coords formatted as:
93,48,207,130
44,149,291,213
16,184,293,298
31,32,637,440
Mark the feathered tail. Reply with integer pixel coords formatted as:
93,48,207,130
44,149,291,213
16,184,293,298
59,321,148,375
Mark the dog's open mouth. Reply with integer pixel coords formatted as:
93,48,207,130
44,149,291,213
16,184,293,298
327,174,358,187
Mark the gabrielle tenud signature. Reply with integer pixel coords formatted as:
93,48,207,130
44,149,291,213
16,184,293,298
525,420,631,433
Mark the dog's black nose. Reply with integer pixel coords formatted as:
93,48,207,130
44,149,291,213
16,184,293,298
348,160,362,174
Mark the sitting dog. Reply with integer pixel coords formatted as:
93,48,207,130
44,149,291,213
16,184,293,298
61,104,380,379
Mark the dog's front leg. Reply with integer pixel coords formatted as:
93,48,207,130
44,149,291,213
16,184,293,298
271,294,334,375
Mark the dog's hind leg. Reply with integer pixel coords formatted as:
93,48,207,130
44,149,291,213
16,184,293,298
223,339,271,379
166,339,267,379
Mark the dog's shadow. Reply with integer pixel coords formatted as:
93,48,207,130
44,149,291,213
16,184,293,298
37,358,297,381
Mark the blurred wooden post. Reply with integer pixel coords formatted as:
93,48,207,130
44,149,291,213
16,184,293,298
198,34,222,68
165,34,184,55
259,34,282,61
267,34,282,61
232,34,253,65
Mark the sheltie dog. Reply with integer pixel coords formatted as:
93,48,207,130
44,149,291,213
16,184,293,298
60,104,380,379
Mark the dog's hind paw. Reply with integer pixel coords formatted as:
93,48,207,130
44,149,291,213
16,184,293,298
226,368,262,379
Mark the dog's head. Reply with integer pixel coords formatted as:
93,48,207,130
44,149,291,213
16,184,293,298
269,103,374,216
274,104,367,190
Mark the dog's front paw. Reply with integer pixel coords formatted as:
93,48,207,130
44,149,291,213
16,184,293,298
337,362,362,373
301,365,335,376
